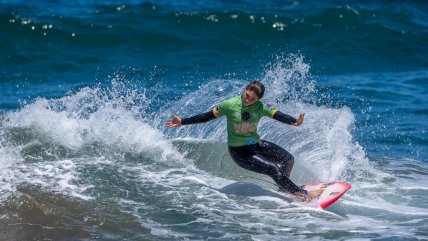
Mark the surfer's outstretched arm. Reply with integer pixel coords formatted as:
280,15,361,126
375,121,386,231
166,110,216,127
273,111,305,126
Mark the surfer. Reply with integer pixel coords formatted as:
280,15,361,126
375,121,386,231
167,81,323,201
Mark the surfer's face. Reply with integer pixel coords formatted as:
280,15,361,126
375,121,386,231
242,90,259,106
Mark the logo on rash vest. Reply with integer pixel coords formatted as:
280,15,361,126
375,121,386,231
215,104,221,111
265,103,272,109
246,137,256,145
241,111,250,121
233,122,258,134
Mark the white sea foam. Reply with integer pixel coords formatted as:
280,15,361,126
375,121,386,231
3,86,182,162
0,133,23,201
0,82,187,201
116,159,427,240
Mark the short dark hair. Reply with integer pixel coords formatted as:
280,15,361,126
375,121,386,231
245,81,265,98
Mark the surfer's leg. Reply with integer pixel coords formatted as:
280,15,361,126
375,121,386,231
228,145,301,193
228,145,255,169
256,140,294,177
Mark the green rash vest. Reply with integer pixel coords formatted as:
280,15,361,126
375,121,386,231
213,95,278,147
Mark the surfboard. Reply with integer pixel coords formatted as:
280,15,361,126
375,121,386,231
301,181,351,209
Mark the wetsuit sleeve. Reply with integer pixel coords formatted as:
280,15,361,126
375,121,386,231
181,110,216,125
272,111,297,125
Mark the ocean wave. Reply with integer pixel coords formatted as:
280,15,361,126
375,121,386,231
1,50,428,240
2,2,426,49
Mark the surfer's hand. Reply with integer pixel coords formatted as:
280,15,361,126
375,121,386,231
166,114,182,127
293,113,305,126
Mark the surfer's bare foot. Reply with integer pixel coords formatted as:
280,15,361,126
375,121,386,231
307,189,324,201
296,189,324,202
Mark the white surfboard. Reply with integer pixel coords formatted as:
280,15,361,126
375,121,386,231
302,181,351,209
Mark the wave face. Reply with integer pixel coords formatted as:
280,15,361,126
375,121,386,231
1,55,427,240
1,1,428,240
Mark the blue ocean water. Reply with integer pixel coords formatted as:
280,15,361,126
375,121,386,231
1,1,427,240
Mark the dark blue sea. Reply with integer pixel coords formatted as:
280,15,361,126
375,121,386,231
1,1,427,240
